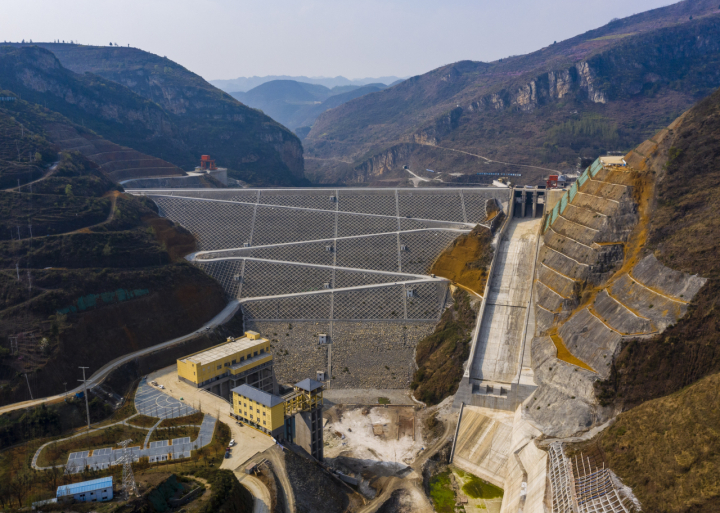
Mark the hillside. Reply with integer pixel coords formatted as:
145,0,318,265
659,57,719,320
304,0,720,185
597,85,720,408
0,98,227,406
3,44,305,186
571,85,720,511
231,80,385,131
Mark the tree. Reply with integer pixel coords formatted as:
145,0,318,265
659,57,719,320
0,481,9,508
10,470,32,507
64,184,73,197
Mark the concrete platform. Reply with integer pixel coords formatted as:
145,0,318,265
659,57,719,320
469,218,541,383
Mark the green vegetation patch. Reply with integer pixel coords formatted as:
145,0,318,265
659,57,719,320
412,289,477,405
149,425,200,443
158,411,204,428
37,424,149,467
458,471,503,500
429,470,456,513
128,414,158,428
377,397,391,405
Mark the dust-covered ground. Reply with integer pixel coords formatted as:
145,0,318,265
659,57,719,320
324,405,424,483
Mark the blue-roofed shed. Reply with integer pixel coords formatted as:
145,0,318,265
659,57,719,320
57,476,113,502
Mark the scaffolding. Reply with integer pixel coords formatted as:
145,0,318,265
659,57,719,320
548,442,634,513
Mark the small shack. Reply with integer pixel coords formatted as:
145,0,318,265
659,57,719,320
57,476,113,503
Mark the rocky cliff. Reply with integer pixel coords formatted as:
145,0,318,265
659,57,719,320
305,0,720,185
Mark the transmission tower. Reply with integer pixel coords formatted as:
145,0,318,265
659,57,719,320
117,439,139,499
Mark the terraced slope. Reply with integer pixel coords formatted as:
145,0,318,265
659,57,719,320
0,99,226,406
31,43,305,185
0,44,304,186
44,123,184,183
525,156,706,437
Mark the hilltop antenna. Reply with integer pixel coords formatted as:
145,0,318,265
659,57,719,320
117,439,139,499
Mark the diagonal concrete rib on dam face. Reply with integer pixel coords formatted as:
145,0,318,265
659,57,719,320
469,218,541,385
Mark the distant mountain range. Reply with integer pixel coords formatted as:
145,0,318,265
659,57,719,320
211,75,405,93
231,80,389,133
303,0,720,186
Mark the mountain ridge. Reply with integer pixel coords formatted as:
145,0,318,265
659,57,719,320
304,0,720,186
4,43,306,186
211,74,404,93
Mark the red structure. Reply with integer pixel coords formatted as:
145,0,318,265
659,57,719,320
200,155,217,171
546,174,559,189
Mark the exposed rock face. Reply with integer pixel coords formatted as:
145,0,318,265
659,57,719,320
351,143,415,183
305,7,720,185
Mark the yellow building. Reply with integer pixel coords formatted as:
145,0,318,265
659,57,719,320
177,331,274,399
231,378,325,461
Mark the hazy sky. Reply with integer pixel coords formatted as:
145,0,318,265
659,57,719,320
2,0,676,81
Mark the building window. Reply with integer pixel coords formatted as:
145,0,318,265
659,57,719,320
263,411,266,416
257,408,260,413
217,365,221,370
232,359,236,364
263,420,266,425
260,349,265,354
254,351,258,356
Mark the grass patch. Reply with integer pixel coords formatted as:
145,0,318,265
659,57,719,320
377,397,391,405
158,411,204,428
150,425,200,443
431,225,494,294
429,470,456,513
412,288,477,405
459,472,503,499
37,424,149,467
128,414,159,428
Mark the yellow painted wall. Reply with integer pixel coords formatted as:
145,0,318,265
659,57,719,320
230,354,272,376
232,392,287,433
177,337,271,386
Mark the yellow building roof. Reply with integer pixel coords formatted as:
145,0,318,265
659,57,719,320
180,335,265,366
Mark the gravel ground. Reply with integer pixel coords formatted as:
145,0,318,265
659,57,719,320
323,388,418,407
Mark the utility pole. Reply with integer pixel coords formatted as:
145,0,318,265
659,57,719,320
63,382,67,396
24,373,33,399
79,367,91,430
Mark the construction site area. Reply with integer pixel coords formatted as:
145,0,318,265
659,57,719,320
127,158,695,511
2,154,705,512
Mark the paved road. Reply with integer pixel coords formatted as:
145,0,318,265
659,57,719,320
0,300,240,415
404,167,429,187
431,144,560,173
194,227,473,260
148,365,277,513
